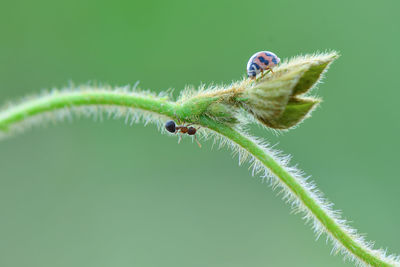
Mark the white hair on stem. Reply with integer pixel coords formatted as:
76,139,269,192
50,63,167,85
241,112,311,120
202,126,400,267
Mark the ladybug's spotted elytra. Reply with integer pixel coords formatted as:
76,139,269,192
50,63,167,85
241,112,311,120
247,51,280,79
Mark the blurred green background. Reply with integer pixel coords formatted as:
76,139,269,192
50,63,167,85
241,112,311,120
0,0,399,266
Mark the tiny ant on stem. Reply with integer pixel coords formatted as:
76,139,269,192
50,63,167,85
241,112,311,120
165,120,201,148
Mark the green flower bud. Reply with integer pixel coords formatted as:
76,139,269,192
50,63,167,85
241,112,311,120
241,52,337,129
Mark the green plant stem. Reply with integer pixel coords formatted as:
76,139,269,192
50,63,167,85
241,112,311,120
0,91,177,130
0,90,394,267
201,118,390,267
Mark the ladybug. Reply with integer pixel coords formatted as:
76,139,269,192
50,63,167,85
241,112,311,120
247,51,280,79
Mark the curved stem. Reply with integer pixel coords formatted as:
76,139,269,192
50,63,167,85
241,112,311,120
200,118,391,267
0,90,176,129
0,90,396,267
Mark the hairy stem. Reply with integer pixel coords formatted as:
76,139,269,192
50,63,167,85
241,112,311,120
0,89,397,267
0,91,176,130
201,118,391,267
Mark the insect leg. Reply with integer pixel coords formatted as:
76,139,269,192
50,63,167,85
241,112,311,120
194,135,202,148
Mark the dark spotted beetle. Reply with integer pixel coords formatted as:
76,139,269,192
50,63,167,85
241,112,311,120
247,51,280,79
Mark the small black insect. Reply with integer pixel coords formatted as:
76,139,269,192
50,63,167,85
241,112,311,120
165,120,201,147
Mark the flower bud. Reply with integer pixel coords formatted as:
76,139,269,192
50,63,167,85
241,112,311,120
241,52,337,129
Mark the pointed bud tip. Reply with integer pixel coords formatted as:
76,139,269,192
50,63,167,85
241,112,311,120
287,51,339,96
258,97,320,129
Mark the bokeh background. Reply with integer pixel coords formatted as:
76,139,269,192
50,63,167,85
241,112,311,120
1,0,399,266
